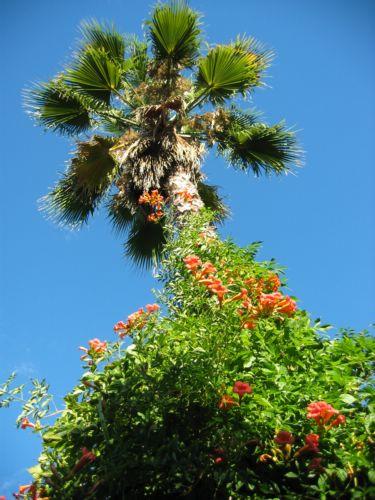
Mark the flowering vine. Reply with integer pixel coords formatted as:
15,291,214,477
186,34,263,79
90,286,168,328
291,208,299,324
138,189,165,222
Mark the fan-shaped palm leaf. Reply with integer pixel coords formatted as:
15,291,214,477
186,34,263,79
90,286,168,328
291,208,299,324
147,1,201,66
197,182,229,222
216,122,300,175
195,42,270,103
125,214,166,268
42,136,118,226
107,195,134,233
80,20,125,62
25,81,91,135
65,47,124,104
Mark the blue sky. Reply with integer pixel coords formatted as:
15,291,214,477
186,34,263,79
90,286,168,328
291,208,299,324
1,0,374,495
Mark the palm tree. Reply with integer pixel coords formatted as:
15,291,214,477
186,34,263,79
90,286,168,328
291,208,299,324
26,1,300,266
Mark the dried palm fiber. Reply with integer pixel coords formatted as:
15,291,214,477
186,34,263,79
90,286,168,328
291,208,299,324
112,131,206,210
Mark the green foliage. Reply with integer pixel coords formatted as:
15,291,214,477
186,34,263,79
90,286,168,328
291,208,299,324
124,213,167,268
147,1,201,66
25,81,92,135
14,212,374,499
197,182,229,222
42,136,118,226
65,46,124,104
79,20,126,62
196,41,270,103
215,119,301,175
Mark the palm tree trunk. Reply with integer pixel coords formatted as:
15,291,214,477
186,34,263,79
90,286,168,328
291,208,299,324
167,169,204,214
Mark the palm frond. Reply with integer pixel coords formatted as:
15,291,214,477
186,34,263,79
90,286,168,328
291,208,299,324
25,81,91,135
215,121,301,176
124,37,150,86
197,182,229,222
147,1,201,66
195,40,271,103
65,47,124,104
107,194,134,233
125,214,166,268
80,20,125,62
42,136,118,226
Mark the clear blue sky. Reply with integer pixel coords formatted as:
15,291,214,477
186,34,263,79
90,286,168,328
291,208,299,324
1,0,374,495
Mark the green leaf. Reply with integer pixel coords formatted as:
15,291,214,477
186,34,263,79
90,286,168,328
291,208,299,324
147,1,201,66
196,41,270,103
65,47,124,103
285,472,298,478
42,136,118,226
368,470,375,484
252,394,273,408
197,182,229,223
107,194,134,234
340,394,356,405
216,121,301,176
80,20,125,62
125,214,167,268
25,81,91,135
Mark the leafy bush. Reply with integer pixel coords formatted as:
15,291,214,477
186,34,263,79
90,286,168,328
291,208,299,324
4,212,374,498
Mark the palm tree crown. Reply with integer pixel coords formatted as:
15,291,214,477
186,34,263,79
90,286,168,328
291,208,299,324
26,1,301,266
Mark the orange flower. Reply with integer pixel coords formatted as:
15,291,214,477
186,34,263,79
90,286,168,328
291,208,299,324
88,338,107,354
329,414,346,428
146,303,160,313
127,308,146,329
242,319,257,329
259,453,273,463
72,447,97,473
305,433,320,452
244,276,264,297
219,394,239,410
233,381,252,400
209,283,228,304
20,417,35,430
307,401,339,426
139,190,164,222
183,255,202,273
114,307,149,338
294,433,320,457
274,430,295,445
197,262,217,278
113,320,128,338
258,292,297,317
226,288,248,303
17,484,37,497
265,274,281,292
19,485,32,494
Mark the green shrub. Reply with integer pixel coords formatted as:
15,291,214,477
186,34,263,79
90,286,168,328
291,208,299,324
5,212,375,498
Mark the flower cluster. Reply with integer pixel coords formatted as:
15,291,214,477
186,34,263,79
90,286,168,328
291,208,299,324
219,380,253,410
79,338,107,362
13,483,48,500
183,255,228,304
237,283,296,330
183,254,296,325
138,189,165,222
307,401,346,429
261,401,346,472
114,304,160,338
